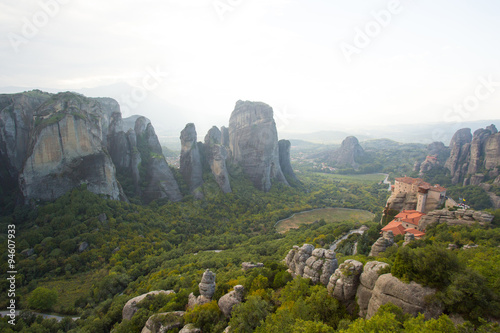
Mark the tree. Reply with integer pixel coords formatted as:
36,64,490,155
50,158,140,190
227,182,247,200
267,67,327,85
229,295,272,333
27,287,58,311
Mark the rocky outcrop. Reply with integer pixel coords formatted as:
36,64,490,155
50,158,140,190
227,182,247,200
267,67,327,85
387,192,418,212
123,290,175,320
108,115,182,203
141,311,185,333
329,136,365,168
285,244,338,286
418,209,494,231
403,233,415,246
278,140,298,182
0,91,182,204
204,126,231,193
444,125,500,185
366,274,441,319
221,126,230,148
188,270,216,309
479,183,500,209
179,324,201,333
467,128,492,175
356,261,390,317
180,123,204,198
445,128,472,184
327,259,363,312
485,132,500,170
241,262,264,271
369,231,395,257
228,100,288,192
218,285,244,318
17,93,125,203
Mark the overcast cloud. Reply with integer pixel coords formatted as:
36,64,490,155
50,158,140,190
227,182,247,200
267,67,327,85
1,0,500,136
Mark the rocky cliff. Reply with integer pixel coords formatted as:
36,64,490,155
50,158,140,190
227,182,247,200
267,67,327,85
329,136,365,168
283,245,441,319
204,126,231,193
0,91,181,204
413,142,449,176
418,209,494,231
180,123,204,198
108,114,182,203
228,100,288,191
278,139,298,182
444,125,499,185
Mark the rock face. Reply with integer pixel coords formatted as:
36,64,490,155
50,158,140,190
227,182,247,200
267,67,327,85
204,126,231,193
356,261,390,317
179,324,201,333
180,123,204,197
485,132,500,170
285,244,338,286
0,91,182,204
444,125,500,185
218,285,244,318
141,311,185,333
445,128,472,184
403,233,415,246
228,100,288,192
329,136,365,168
241,262,264,271
16,93,125,202
366,274,440,319
369,231,395,257
278,140,298,182
416,142,450,176
188,270,216,309
108,113,182,203
327,259,363,312
418,209,494,231
123,290,175,320
387,192,418,212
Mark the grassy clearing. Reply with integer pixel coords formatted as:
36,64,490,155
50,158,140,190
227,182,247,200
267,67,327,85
22,269,108,313
276,207,374,233
313,173,387,184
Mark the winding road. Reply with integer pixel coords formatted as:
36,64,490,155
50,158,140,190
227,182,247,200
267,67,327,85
0,310,79,322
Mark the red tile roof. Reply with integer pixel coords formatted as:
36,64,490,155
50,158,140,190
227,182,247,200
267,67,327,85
381,220,406,236
404,228,425,237
395,210,425,225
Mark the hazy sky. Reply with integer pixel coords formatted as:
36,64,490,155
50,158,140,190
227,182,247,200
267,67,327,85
1,0,500,135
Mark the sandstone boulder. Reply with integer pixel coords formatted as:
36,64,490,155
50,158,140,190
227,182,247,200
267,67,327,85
123,290,175,320
366,274,441,319
403,233,415,246
369,231,394,257
241,262,264,271
188,269,216,309
356,261,390,317
327,259,363,302
285,244,338,286
418,209,494,231
218,285,244,318
179,324,201,333
141,311,185,333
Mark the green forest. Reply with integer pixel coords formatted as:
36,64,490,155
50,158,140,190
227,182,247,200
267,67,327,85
1,166,499,332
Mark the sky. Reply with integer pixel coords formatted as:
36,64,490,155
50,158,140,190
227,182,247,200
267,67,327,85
1,0,500,137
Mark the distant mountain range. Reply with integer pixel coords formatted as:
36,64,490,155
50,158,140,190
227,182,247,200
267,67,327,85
2,85,499,148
